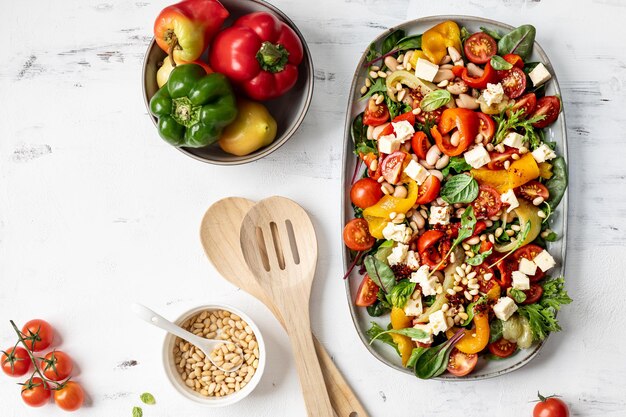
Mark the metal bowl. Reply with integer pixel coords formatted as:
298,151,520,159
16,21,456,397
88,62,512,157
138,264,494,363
142,0,314,165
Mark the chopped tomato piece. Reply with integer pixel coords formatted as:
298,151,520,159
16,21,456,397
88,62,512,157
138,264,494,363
355,275,379,307
471,185,502,219
381,152,407,185
488,338,517,358
363,97,390,126
415,176,441,205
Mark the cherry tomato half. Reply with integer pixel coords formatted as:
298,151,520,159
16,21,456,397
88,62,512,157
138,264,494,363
522,283,544,304
477,112,496,142
513,244,545,282
381,151,407,185
533,395,570,417
495,256,515,288
471,185,502,219
355,275,379,307
343,218,376,252
54,381,84,412
41,351,74,382
464,33,497,64
531,96,561,129
21,319,54,352
499,67,526,99
415,175,441,205
503,53,524,68
21,377,51,408
418,230,450,271
447,348,478,376
509,92,537,118
363,97,390,126
351,178,383,209
487,147,519,170
411,131,430,160
1,347,31,377
392,110,415,125
488,337,517,358
474,263,497,293
518,180,549,201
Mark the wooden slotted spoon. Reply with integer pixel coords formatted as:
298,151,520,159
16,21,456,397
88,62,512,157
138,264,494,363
239,196,333,417
200,197,367,417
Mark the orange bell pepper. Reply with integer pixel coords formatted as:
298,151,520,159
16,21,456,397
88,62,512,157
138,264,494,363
471,153,540,193
539,162,553,179
430,108,479,156
390,307,414,367
452,312,490,355
421,21,462,64
363,180,417,238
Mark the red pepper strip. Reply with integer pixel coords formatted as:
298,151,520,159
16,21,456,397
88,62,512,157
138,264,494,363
430,108,480,156
451,65,465,77
461,62,497,89
503,54,524,68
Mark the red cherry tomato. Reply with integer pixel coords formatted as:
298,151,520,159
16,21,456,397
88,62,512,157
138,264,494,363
522,283,544,304
350,178,383,209
415,176,441,205
513,244,546,282
355,275,379,307
476,112,496,142
363,97,390,126
1,347,31,377
531,96,561,129
533,395,570,417
41,351,74,382
54,381,85,412
474,263,497,293
464,33,497,64
417,230,445,254
518,180,550,201
509,92,537,118
495,256,515,288
381,151,407,185
21,319,54,352
418,230,450,271
392,110,415,125
488,337,517,358
487,147,519,170
411,131,430,160
343,218,375,252
499,67,526,98
471,185,502,219
447,348,478,376
21,377,51,408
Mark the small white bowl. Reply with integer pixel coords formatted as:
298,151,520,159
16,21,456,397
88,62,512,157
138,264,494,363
162,304,266,407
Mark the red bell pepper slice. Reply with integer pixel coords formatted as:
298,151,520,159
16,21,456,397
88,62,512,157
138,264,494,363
461,62,497,89
430,108,480,156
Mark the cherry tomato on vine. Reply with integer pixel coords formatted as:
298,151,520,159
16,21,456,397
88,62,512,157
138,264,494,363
41,351,74,382
21,377,51,408
54,381,85,412
1,347,31,377
533,393,570,417
21,320,54,352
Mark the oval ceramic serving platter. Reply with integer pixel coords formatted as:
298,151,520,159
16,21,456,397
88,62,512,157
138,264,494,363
341,16,568,380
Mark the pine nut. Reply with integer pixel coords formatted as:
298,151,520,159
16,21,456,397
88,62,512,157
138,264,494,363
360,86,367,95
538,210,546,219
533,196,544,206
378,71,387,78
365,78,372,87
504,160,511,170
512,153,520,160
369,71,378,78
397,89,406,102
375,94,384,105
466,236,480,245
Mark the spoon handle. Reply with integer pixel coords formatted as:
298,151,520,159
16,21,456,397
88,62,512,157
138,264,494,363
131,303,207,348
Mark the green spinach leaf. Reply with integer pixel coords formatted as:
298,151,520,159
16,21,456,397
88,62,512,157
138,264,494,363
364,255,396,293
441,174,479,204
497,24,536,60
366,301,389,317
420,90,452,112
394,34,422,51
545,157,568,209
352,113,377,155
367,322,398,351
480,26,502,40
406,347,427,368
414,330,464,379
382,30,406,55
490,55,513,70
489,319,504,343
387,280,417,308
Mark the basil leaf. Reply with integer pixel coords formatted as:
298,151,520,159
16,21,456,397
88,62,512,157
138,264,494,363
406,347,427,368
366,322,398,351
489,319,504,343
394,34,422,51
490,55,513,71
545,157,568,209
509,288,527,303
140,393,156,405
441,156,472,177
480,26,502,40
132,407,143,417
497,24,536,60
420,90,452,112
388,280,417,308
366,301,389,317
382,30,406,55
370,327,428,344
441,174,479,204
364,255,396,293
424,295,436,307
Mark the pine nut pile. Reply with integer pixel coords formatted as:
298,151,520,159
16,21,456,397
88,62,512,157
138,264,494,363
173,309,259,397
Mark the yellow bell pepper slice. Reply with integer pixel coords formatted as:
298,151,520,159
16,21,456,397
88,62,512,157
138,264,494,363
408,50,428,68
470,153,540,194
494,199,541,253
363,180,417,238
390,307,414,367
450,312,490,355
539,162,553,179
421,21,462,64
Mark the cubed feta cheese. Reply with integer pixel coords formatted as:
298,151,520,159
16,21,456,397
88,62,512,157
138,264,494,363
481,82,505,106
512,271,530,290
531,144,557,163
528,63,551,87
533,249,556,272
463,145,491,169
382,222,412,243
414,58,439,82
404,295,423,317
502,132,526,149
428,310,449,335
392,120,415,143
403,159,430,185
378,134,401,154
410,265,438,296
429,205,451,225
493,297,518,321
500,189,520,213
411,323,433,344
518,258,538,276
406,250,420,270
387,243,409,266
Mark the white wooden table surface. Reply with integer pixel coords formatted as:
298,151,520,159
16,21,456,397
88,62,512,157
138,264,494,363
1,0,625,416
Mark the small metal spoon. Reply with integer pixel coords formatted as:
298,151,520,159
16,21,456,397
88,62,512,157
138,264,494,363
131,303,242,373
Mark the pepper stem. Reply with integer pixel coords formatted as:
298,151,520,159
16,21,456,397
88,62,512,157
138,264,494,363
167,32,179,68
256,42,289,73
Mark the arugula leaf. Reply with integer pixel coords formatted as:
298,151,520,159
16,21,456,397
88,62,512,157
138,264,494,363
518,277,572,341
497,25,536,60
364,255,396,293
393,34,422,51
361,77,387,101
367,322,398,351
441,174,479,204
489,221,531,268
540,277,572,311
387,280,416,308
370,327,428,344
441,156,472,177
466,248,492,266
420,90,452,112
509,288,527,303
545,157,568,209
382,30,406,55
480,26,502,40
490,55,513,70
454,206,477,246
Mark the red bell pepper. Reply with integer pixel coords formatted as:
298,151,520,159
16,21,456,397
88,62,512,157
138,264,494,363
209,12,303,101
430,108,479,156
460,62,497,89
154,0,229,65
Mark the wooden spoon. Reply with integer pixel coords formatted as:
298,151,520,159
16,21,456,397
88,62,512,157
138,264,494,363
239,196,333,417
200,197,368,417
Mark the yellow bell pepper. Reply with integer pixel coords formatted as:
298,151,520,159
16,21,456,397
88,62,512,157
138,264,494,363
390,307,414,367
421,21,462,64
486,282,501,301
219,99,277,156
449,312,490,355
539,162,553,179
363,180,417,238
408,50,428,68
470,153,540,194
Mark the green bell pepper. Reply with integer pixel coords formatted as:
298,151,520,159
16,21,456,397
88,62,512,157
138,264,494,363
149,63,238,148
